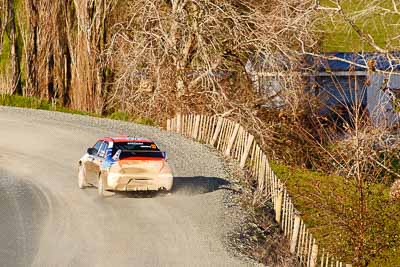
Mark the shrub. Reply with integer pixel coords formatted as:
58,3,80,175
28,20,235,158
107,111,130,121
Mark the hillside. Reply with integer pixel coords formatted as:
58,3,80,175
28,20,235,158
320,0,400,52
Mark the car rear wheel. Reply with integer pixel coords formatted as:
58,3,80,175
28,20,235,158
98,174,106,197
78,165,87,189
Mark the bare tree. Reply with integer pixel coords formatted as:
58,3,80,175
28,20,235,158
23,0,39,97
0,0,22,94
107,0,318,121
69,0,116,113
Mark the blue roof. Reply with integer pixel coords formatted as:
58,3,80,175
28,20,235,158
309,52,400,72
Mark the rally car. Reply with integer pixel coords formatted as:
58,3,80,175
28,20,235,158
78,136,173,196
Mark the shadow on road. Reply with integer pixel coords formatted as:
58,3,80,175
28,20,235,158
172,176,230,196
108,176,230,198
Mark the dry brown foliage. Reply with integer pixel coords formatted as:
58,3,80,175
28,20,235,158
107,0,318,122
0,0,118,112
390,179,400,200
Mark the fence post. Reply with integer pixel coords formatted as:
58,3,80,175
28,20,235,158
193,115,201,139
320,250,325,267
225,123,240,156
290,212,301,254
207,116,214,143
176,113,182,133
275,189,283,224
216,119,227,149
239,134,254,169
257,154,266,191
190,114,195,136
166,119,171,131
310,242,319,267
211,117,224,147
173,117,177,132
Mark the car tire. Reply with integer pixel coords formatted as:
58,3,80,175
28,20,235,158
78,165,87,189
98,174,106,197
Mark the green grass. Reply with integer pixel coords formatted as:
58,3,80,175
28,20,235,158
107,111,156,126
0,34,11,75
0,0,26,84
107,111,130,121
0,94,157,126
271,162,400,265
319,0,400,52
0,94,52,110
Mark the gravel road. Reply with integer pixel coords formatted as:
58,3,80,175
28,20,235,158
0,107,257,267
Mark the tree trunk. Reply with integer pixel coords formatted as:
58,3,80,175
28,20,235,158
24,0,39,96
8,0,21,95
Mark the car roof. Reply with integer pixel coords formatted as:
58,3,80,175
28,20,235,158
98,136,154,143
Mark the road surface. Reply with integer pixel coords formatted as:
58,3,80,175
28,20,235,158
0,107,255,267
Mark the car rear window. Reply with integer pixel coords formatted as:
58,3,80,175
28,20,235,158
112,142,163,159
113,142,159,152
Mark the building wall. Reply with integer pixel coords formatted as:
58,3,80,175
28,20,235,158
315,75,368,110
367,73,400,127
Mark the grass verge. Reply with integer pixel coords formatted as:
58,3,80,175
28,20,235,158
271,162,400,266
319,0,400,52
0,94,156,126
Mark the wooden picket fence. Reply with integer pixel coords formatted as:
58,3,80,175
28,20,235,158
167,114,352,267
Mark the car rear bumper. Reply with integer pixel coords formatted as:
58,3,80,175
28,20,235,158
107,174,173,191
